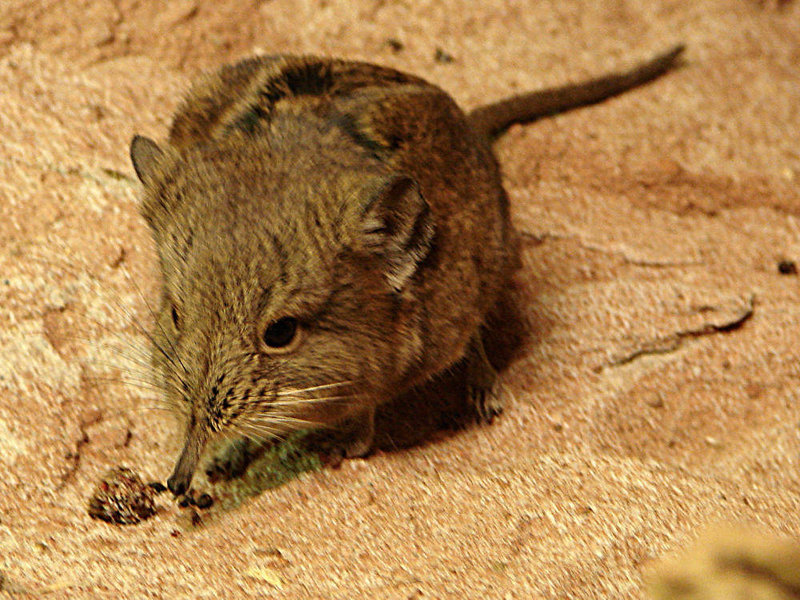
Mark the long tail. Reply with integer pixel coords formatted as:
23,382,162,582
467,44,685,139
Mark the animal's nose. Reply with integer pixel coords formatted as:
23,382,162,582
167,472,189,496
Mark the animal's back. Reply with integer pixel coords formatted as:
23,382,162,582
131,47,684,496
166,54,515,381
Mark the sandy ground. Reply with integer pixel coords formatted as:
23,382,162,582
1,1,799,598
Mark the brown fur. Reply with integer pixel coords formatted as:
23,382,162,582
130,47,684,495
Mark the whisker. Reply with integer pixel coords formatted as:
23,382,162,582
277,381,355,396
31,241,191,388
103,404,178,418
84,375,159,392
80,359,186,399
16,243,194,418
53,337,155,374
230,421,284,444
239,413,318,430
268,394,354,406
79,355,153,377
114,259,191,379
25,249,185,378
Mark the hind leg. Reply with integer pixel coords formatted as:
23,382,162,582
465,332,504,422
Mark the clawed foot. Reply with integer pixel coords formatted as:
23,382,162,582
205,438,264,482
468,380,504,423
306,407,375,466
466,332,505,423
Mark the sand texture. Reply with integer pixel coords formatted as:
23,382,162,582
1,1,799,598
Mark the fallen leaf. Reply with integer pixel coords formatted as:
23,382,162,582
244,566,284,589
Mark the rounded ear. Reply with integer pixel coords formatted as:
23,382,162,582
361,175,435,291
130,135,165,185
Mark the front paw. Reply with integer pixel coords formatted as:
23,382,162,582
465,333,504,423
467,380,505,424
205,438,262,482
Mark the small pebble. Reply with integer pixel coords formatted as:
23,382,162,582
88,466,158,525
778,259,797,275
434,47,454,63
195,494,214,509
148,482,167,494
384,38,403,52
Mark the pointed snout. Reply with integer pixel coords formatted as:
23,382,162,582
167,426,207,496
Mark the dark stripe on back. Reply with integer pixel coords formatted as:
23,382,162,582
228,58,425,139
230,60,336,134
330,112,386,158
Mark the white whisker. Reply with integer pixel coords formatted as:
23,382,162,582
268,394,353,406
277,381,354,396
239,413,317,429
230,421,284,443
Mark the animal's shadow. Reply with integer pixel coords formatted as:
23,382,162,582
198,283,541,519
373,286,530,451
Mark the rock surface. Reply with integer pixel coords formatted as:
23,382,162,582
1,1,798,598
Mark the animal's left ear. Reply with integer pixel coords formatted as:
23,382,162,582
361,175,435,292
130,135,165,186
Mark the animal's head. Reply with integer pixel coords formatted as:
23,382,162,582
129,124,434,495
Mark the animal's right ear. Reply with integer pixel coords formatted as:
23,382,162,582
360,174,435,292
130,135,165,186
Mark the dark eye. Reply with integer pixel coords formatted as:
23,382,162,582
170,305,181,329
263,317,298,349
